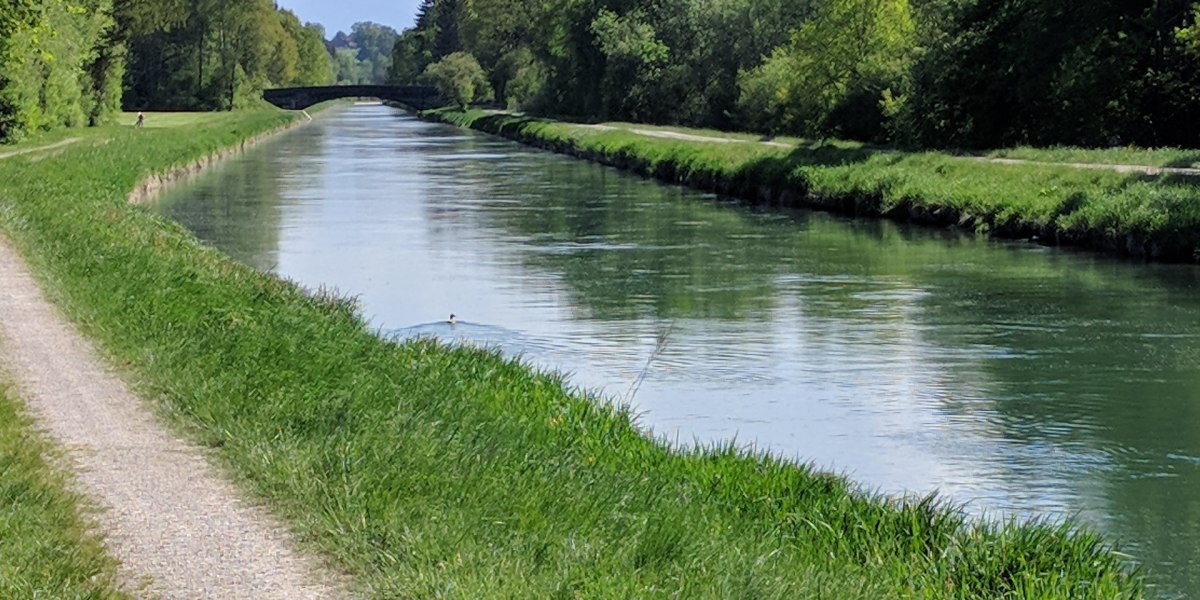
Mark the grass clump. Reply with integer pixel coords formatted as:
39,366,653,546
0,380,126,599
0,107,1144,597
434,109,1200,262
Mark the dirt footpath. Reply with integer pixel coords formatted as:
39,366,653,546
0,234,346,599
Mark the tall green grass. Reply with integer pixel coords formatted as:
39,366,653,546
0,380,126,599
435,109,1200,262
0,108,1143,597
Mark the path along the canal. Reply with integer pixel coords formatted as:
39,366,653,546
0,125,345,599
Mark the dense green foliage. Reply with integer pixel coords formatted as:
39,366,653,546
740,0,914,140
902,0,1200,147
388,0,467,86
0,381,126,599
435,109,1200,262
0,0,337,140
329,22,399,85
393,0,1200,148
0,0,124,141
331,47,366,86
0,109,1144,598
351,22,399,84
118,0,335,110
424,52,492,108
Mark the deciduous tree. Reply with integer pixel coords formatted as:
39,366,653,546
424,51,492,108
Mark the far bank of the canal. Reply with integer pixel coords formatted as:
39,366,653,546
428,109,1200,263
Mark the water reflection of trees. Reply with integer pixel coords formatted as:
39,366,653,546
466,158,804,320
914,258,1200,594
154,140,296,271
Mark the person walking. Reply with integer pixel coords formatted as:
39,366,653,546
135,111,144,128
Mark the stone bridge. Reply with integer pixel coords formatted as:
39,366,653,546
262,85,442,110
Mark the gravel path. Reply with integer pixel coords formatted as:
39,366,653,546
0,234,346,600
967,155,1200,176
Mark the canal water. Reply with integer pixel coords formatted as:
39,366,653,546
155,105,1200,597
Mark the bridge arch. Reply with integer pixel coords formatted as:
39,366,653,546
263,85,442,110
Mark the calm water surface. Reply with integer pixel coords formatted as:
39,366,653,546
156,106,1200,597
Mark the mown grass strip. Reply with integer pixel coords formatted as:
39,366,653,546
599,122,1200,168
0,107,1143,598
986,146,1200,168
0,379,127,599
433,109,1200,263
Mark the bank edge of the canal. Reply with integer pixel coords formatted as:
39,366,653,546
127,101,348,204
0,105,1145,598
426,109,1200,264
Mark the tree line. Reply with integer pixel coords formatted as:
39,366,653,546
330,22,399,85
391,0,1200,148
0,0,401,142
117,0,335,112
1,0,124,141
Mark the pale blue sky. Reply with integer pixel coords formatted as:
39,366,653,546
276,0,420,36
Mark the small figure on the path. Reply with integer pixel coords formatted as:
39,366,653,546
135,111,144,128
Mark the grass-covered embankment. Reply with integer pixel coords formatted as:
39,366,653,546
0,380,126,599
433,110,1200,262
0,107,1143,597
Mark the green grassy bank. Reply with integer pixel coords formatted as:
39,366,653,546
0,380,126,599
0,107,1142,597
432,110,1200,263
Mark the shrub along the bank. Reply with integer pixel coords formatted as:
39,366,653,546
433,109,1200,263
0,108,1143,598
